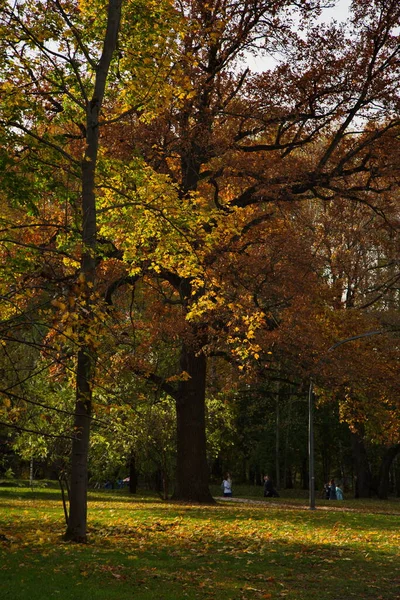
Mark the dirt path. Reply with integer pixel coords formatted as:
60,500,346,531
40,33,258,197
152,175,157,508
216,496,359,512
216,496,400,515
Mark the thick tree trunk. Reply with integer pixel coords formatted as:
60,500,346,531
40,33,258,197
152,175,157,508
351,432,372,498
173,344,214,503
377,445,400,500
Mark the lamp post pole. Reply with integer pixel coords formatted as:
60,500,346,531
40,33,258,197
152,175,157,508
308,330,383,511
308,378,315,510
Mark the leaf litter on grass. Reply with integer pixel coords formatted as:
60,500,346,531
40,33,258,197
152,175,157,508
1,489,399,599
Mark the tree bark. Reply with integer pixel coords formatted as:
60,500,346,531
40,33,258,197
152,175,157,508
129,454,138,494
64,0,122,542
377,445,400,500
173,343,214,503
275,378,281,488
64,351,93,540
351,431,372,498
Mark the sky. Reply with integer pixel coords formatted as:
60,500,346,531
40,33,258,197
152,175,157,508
245,0,351,72
320,0,351,23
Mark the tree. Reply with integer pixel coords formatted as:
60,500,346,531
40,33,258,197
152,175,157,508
0,0,123,541
96,0,400,502
2,0,400,519
0,0,179,540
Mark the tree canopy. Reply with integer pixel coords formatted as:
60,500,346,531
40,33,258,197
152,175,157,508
1,0,399,539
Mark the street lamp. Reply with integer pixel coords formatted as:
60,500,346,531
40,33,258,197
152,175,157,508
308,379,316,509
308,330,383,510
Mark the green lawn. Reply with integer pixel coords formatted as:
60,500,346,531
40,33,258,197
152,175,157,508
0,483,399,599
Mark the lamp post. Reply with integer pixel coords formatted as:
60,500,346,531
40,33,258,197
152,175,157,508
308,330,383,511
308,378,316,509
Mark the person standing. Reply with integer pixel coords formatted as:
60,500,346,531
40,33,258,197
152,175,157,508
263,475,280,498
323,483,330,499
329,478,337,500
336,484,344,500
221,473,233,498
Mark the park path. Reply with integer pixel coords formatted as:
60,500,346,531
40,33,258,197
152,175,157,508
216,496,357,512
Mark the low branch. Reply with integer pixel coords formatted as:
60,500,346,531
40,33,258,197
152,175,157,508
0,419,76,440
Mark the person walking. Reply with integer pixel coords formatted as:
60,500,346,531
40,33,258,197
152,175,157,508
221,473,233,498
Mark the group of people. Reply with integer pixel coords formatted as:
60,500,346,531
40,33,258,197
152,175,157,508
324,478,344,500
221,473,280,498
222,473,344,501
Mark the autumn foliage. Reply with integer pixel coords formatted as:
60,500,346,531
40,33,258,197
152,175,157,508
0,0,400,539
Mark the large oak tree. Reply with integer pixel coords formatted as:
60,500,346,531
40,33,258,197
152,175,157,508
101,0,400,501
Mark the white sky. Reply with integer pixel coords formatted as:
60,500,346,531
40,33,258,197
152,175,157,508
320,0,351,23
245,0,351,72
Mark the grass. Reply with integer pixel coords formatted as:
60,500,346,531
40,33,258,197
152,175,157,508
0,483,399,600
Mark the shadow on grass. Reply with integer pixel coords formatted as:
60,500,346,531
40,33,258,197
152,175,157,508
0,483,162,504
1,495,399,600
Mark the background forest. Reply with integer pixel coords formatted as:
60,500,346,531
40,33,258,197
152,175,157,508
0,0,399,542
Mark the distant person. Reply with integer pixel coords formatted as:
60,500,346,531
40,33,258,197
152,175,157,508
329,478,337,500
323,483,330,499
263,475,280,498
221,473,233,497
336,484,344,500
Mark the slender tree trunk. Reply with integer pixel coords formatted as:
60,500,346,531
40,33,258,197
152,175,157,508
301,455,308,490
64,0,122,542
64,351,93,540
58,471,70,527
275,378,281,489
65,127,98,541
351,431,372,498
283,393,293,488
395,456,400,497
173,344,214,503
129,454,138,494
377,445,400,500
162,466,169,501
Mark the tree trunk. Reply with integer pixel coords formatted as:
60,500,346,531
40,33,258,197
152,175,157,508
283,393,293,488
64,351,92,540
351,431,372,498
129,454,138,494
377,445,400,500
395,456,400,497
64,0,122,542
285,468,293,489
173,344,214,503
275,378,281,489
301,455,308,490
